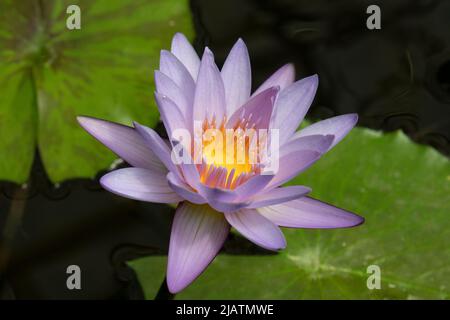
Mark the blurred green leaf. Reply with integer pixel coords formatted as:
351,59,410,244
0,0,193,183
0,65,36,183
130,127,450,299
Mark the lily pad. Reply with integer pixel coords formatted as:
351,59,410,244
0,0,193,183
130,126,450,299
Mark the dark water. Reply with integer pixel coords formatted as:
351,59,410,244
1,0,449,299
192,0,450,156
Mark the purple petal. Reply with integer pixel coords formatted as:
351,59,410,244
225,209,286,251
206,198,250,213
196,183,248,212
247,185,311,209
258,196,364,228
292,114,358,151
154,93,187,142
193,48,226,123
133,122,180,175
266,149,321,189
165,141,202,191
196,183,237,203
77,116,165,172
159,50,195,104
233,174,274,201
221,38,251,116
270,74,318,145
280,134,334,157
154,71,192,128
167,172,206,204
167,202,229,293
170,33,200,81
179,161,201,191
100,168,182,203
226,86,279,130
253,63,295,96
196,174,273,213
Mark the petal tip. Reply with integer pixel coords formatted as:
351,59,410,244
352,214,365,227
132,120,142,129
76,115,88,126
99,173,113,193
268,236,287,251
309,74,319,85
76,115,101,133
273,234,287,250
203,47,213,57
235,37,247,49
76,115,96,125
172,32,186,40
286,62,295,69
350,113,359,124
300,74,319,88
166,277,186,294
284,63,296,78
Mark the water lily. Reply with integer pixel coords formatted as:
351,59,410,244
77,33,364,293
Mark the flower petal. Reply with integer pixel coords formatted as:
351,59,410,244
206,197,250,213
77,116,165,172
100,167,182,203
193,48,226,124
225,209,286,251
247,185,311,209
280,134,334,157
179,161,201,190
258,196,364,228
165,141,202,191
167,172,206,204
292,114,358,151
233,174,274,201
170,33,200,81
159,50,195,104
221,38,251,116
195,180,249,212
154,71,192,128
196,174,273,213
133,122,180,175
226,86,279,130
270,74,318,145
253,63,295,96
196,183,239,205
266,149,321,189
167,202,229,293
154,93,188,142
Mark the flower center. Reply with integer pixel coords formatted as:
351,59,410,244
195,116,265,190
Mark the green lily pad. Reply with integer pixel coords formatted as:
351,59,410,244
0,0,193,183
129,126,450,299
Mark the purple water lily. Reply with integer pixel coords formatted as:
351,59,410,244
77,33,364,293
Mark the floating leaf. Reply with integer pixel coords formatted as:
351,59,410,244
130,127,450,299
0,0,193,183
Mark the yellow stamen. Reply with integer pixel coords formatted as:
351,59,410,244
197,117,262,189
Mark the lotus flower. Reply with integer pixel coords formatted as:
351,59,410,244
77,33,364,293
